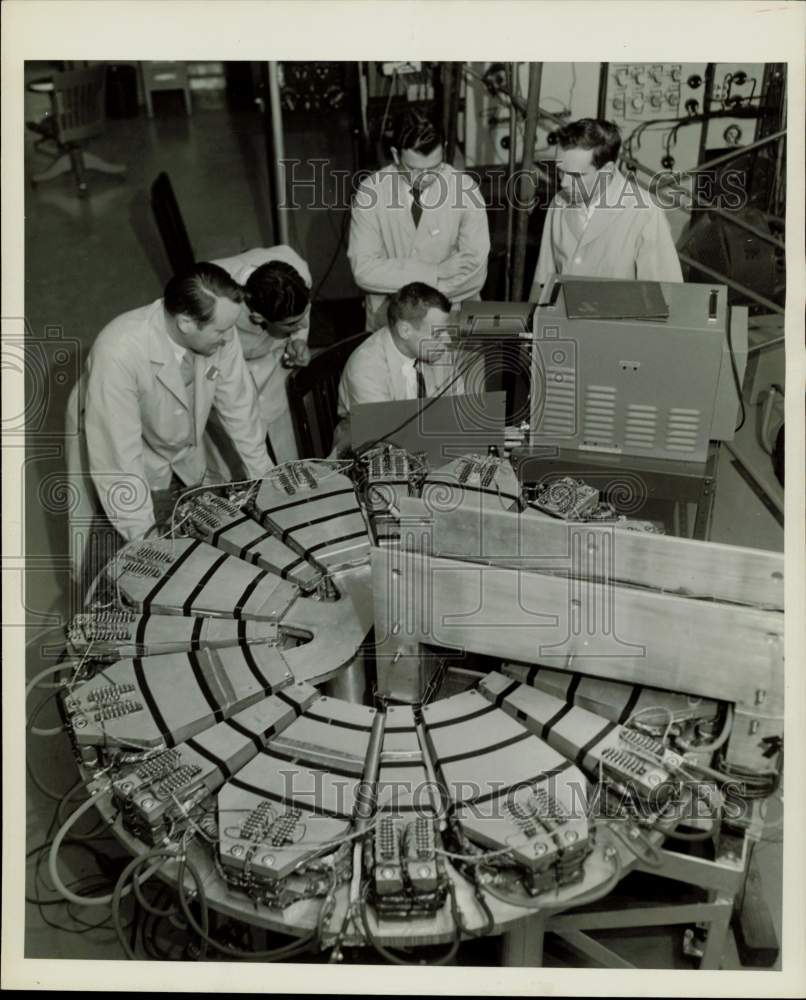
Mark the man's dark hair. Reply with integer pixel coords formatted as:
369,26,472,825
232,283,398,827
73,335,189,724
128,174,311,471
392,108,444,156
556,118,622,169
245,261,310,323
387,282,451,330
163,262,243,326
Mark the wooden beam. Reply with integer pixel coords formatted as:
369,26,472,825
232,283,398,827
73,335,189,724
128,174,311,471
371,548,783,711
397,499,784,611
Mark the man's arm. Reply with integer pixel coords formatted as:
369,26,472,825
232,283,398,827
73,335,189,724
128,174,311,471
84,347,154,541
347,179,440,294
635,208,684,282
213,333,274,479
436,179,491,300
339,351,393,413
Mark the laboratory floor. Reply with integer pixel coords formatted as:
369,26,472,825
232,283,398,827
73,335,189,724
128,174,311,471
19,68,784,971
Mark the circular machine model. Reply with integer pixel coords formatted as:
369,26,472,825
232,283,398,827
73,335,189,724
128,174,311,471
53,452,746,964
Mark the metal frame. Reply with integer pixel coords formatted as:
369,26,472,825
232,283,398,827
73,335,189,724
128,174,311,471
500,833,749,969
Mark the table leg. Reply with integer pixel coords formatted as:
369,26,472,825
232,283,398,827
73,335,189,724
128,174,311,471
501,914,546,966
699,893,733,970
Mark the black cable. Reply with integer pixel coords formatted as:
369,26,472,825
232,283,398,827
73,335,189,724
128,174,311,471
176,854,315,961
351,345,485,460
111,849,180,960
453,862,495,939
359,885,462,966
311,207,351,302
131,868,179,917
725,313,747,432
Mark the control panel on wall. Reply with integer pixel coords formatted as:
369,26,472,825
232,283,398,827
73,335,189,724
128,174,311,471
702,63,764,152
602,62,707,177
607,63,687,122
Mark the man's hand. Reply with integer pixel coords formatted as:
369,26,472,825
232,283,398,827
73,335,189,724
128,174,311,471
282,339,311,369
437,251,479,284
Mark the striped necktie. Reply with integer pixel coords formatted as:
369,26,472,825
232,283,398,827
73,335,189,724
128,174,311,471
411,185,423,228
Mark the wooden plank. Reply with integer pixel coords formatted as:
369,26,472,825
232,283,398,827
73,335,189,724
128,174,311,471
396,499,784,610
371,549,784,710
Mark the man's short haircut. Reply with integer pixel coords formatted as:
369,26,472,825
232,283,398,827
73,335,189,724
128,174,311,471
387,282,451,330
163,262,243,326
393,108,444,156
245,261,310,323
557,118,622,169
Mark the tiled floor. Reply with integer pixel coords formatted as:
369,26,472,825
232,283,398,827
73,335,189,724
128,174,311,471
21,66,784,969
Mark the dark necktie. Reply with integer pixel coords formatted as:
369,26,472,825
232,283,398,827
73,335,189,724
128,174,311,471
414,360,426,399
411,185,423,228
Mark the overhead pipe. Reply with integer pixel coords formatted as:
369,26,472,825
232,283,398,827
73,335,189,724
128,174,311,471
511,62,542,302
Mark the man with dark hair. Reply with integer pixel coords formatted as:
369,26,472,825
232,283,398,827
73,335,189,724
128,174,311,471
530,117,682,296
212,246,312,463
80,262,272,543
349,107,490,332
333,281,463,453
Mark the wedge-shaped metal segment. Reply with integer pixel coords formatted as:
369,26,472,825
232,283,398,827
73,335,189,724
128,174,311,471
66,610,278,658
479,673,676,801
217,751,357,881
502,662,722,729
456,764,591,883
111,684,318,842
254,463,371,572
421,688,569,806
421,454,521,514
267,695,376,777
176,490,322,592
64,643,294,749
111,538,298,621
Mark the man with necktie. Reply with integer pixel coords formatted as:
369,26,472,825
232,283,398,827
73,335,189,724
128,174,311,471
332,282,465,455
348,108,491,333
79,262,273,545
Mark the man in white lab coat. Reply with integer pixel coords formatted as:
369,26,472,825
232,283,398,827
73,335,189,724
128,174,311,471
210,246,312,467
81,262,272,545
348,108,490,332
530,118,683,297
333,282,468,455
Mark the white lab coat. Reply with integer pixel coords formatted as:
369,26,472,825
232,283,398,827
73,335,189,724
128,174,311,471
212,246,312,465
530,169,683,295
81,299,270,542
348,164,490,332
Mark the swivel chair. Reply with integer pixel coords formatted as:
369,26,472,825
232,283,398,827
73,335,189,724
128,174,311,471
29,65,127,197
287,332,371,458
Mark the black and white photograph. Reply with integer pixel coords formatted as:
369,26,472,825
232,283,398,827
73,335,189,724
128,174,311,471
2,1,804,994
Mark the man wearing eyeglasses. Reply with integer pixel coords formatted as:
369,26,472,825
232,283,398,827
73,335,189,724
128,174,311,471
349,108,491,333
208,246,312,468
